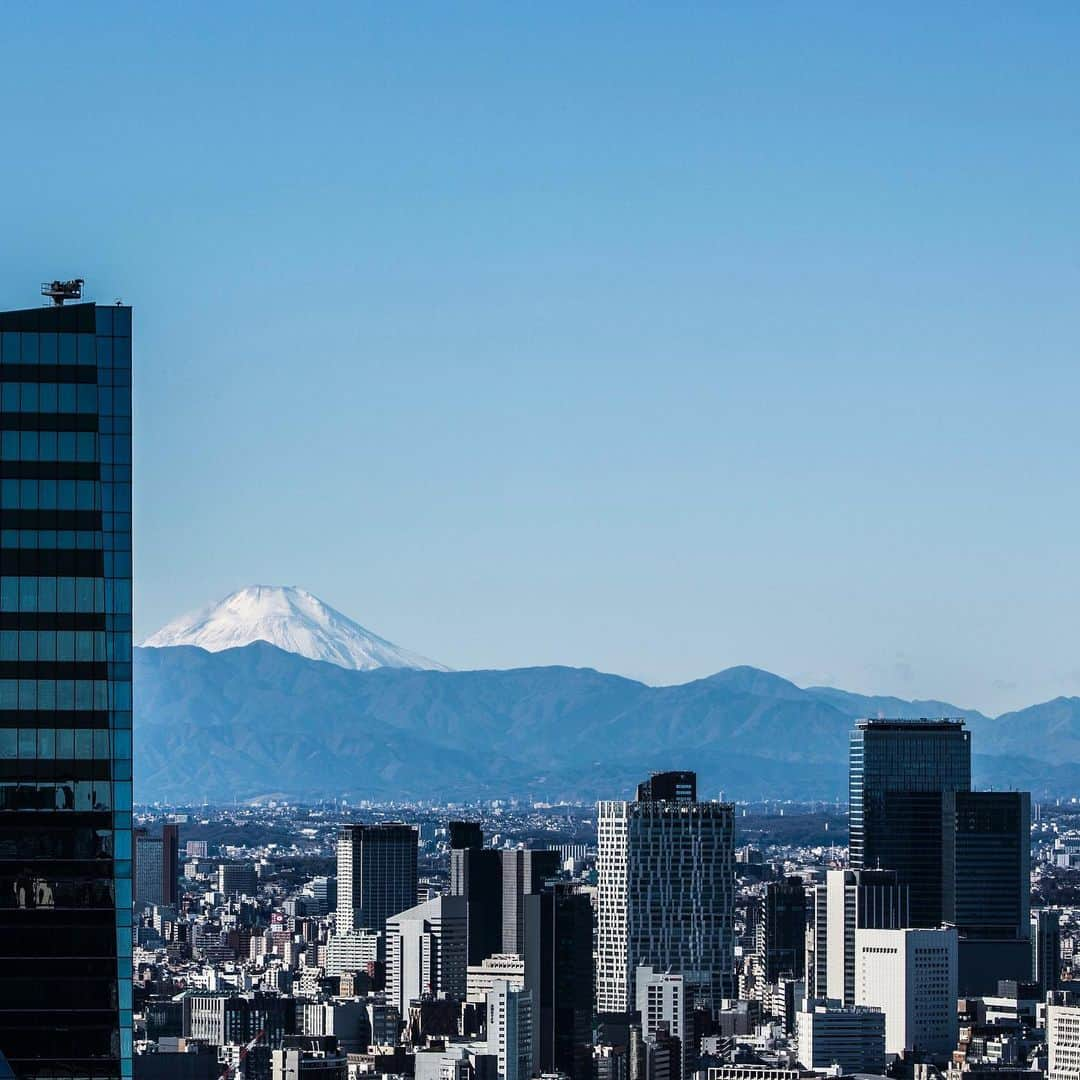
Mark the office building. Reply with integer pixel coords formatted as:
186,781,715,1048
469,954,527,1004
808,868,909,1005
756,876,806,982
161,822,180,907
450,821,504,966
536,884,594,1080
636,967,689,1080
136,830,165,909
501,847,560,956
218,862,258,898
183,992,295,1080
301,1002,371,1054
1033,910,1062,995
952,790,1031,994
629,1025,680,1080
1047,993,1080,1080
597,771,735,1013
325,929,384,977
796,999,886,1075
855,926,958,1060
386,894,467,1013
849,718,970,927
487,980,535,1080
271,1036,347,1080
849,718,1030,995
337,823,418,934
135,824,180,910
636,771,697,803
0,293,134,1078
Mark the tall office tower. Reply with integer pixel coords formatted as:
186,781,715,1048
951,790,1031,994
855,926,958,1060
636,967,689,1080
1033,910,1063,995
1047,992,1080,1080
385,895,467,1014
337,824,418,933
756,876,807,982
796,1000,886,1075
486,980,534,1080
449,821,503,965
161,822,180,908
501,847,560,956
810,869,909,1006
135,831,165,908
849,718,970,927
0,293,134,1079
597,771,735,1015
526,883,594,1080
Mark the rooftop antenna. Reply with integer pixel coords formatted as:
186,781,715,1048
41,278,84,306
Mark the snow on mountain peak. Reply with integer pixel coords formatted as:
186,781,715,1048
141,585,449,672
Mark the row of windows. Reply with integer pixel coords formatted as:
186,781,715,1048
0,779,132,812
1,477,99,510
0,680,132,711
0,429,100,461
0,630,122,661
0,577,132,613
1,529,102,549
0,727,129,761
0,330,100,364
0,383,103,413
1,479,131,512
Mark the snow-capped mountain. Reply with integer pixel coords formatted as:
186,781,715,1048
141,585,449,671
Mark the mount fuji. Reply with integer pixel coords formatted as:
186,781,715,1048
141,585,449,672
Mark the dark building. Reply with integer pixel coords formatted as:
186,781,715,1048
162,823,180,908
756,876,806,982
848,718,1030,995
849,718,970,926
533,883,595,1080
336,823,417,933
449,821,503,966
1032,908,1062,994
636,772,696,804
952,789,1031,995
0,294,134,1078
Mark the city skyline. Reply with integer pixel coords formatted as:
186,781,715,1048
0,5,1077,713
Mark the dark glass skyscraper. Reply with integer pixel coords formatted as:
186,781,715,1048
848,718,970,927
0,299,133,1077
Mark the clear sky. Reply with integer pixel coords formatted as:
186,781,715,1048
1,3,1076,715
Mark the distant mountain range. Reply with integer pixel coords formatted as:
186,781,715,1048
134,587,1080,804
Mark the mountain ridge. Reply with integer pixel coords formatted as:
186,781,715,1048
133,640,1078,804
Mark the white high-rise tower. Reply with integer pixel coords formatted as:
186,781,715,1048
596,771,735,1013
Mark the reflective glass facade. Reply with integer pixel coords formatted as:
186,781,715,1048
848,718,969,928
0,302,133,1078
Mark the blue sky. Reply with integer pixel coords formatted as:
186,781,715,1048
1,3,1077,713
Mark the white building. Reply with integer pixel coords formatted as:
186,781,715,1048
487,979,534,1080
855,927,957,1060
386,895,467,1013
636,966,690,1078
597,777,734,1012
325,930,384,977
468,954,526,1005
796,998,886,1074
1047,994,1080,1080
